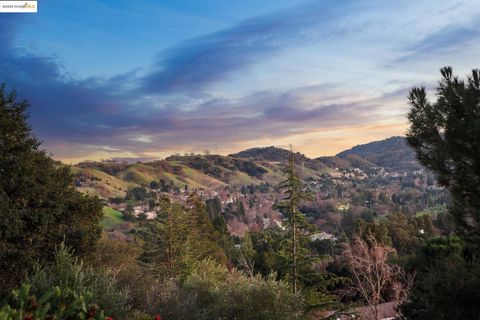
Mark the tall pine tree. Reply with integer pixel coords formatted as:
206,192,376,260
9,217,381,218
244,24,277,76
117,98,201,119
275,149,313,293
185,193,225,266
406,67,480,241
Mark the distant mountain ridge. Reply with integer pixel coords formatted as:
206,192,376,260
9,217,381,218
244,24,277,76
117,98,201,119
232,136,419,171
73,136,420,199
335,136,421,171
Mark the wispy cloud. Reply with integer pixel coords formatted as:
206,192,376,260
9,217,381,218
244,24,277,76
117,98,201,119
397,17,480,62
138,0,366,95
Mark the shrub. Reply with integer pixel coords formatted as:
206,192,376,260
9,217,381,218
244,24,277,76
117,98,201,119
152,260,304,320
0,283,107,319
90,237,159,315
28,245,132,320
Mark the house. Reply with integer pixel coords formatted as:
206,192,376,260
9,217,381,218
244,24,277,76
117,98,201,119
310,231,337,242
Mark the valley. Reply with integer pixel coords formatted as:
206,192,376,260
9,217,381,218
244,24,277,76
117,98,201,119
74,136,448,238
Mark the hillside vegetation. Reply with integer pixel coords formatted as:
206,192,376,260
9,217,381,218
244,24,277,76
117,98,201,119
72,137,419,199
336,136,421,170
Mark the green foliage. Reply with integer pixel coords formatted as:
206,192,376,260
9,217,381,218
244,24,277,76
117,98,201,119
139,194,225,278
101,207,124,229
400,236,480,319
89,236,160,317
205,197,228,233
28,244,132,320
406,67,480,238
355,219,391,246
152,260,304,320
126,186,149,201
167,154,268,181
249,228,286,276
140,199,190,277
274,152,341,308
383,213,435,255
402,68,480,318
0,283,107,320
275,152,313,291
0,85,103,294
150,180,160,190
183,193,226,267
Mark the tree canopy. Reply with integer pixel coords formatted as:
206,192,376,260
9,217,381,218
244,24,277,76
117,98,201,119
407,67,480,239
0,85,103,295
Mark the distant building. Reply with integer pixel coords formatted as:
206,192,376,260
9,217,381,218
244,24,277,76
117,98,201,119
310,232,337,242
336,203,350,211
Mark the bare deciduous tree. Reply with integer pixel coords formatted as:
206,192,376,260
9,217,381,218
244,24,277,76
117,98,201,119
343,234,410,320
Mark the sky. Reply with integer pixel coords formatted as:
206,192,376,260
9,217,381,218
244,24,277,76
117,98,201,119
1,0,480,163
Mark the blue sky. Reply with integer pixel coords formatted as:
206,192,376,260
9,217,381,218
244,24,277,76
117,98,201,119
1,0,480,162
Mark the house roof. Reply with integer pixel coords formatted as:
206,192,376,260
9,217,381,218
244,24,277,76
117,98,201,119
319,302,397,320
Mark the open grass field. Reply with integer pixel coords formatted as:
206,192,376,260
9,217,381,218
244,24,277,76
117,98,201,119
415,205,447,217
101,206,124,229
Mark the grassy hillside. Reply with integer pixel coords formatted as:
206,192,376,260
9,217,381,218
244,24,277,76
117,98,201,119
72,137,421,198
71,166,135,198
316,156,352,170
101,206,124,228
415,205,447,217
341,154,377,169
336,136,420,170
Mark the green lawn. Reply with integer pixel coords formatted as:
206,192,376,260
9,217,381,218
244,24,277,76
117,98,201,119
101,206,124,228
415,204,447,217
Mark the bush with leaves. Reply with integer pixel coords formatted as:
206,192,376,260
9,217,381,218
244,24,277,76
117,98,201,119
89,236,161,316
0,283,107,320
28,245,132,320
152,260,304,320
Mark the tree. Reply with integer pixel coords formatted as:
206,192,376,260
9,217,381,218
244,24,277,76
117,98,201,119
406,67,480,239
0,85,103,295
150,180,160,190
206,197,228,233
400,236,480,319
140,194,226,278
403,67,480,318
184,193,225,266
148,198,156,210
343,234,409,320
126,186,148,201
275,150,313,293
157,197,189,277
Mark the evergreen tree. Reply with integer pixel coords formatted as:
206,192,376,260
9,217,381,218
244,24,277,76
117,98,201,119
138,196,187,277
400,236,480,319
139,194,227,278
185,193,225,265
0,85,103,294
275,150,313,293
401,68,480,318
406,67,480,240
206,197,227,233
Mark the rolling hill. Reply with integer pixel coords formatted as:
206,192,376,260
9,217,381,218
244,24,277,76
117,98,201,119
72,136,420,199
336,136,421,171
